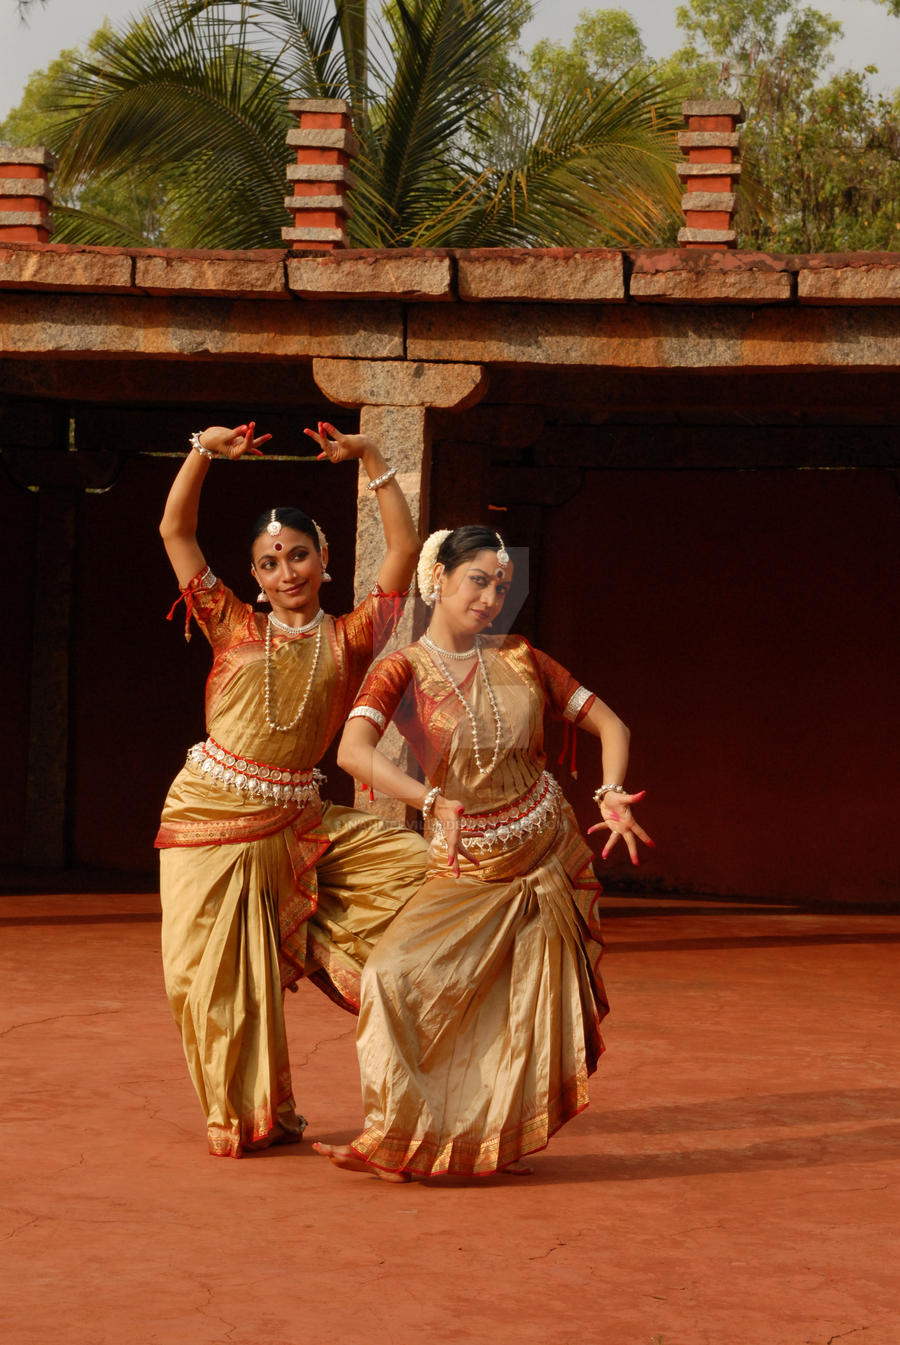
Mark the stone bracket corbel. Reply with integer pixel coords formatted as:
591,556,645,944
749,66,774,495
311,358,488,411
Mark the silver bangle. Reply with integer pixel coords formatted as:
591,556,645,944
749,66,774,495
190,430,216,459
421,786,440,820
366,466,397,491
593,783,626,805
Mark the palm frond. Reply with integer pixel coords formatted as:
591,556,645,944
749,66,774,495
425,73,683,247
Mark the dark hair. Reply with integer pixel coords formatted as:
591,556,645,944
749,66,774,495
436,525,507,574
249,507,320,555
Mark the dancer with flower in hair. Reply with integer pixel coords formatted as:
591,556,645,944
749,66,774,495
156,420,427,1158
314,525,653,1180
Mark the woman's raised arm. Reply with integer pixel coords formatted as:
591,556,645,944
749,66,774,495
159,423,270,588
305,422,420,593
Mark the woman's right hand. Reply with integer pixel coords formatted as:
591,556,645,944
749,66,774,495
432,796,480,879
196,422,271,460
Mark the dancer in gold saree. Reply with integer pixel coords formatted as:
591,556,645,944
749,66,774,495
156,420,427,1158
316,525,653,1179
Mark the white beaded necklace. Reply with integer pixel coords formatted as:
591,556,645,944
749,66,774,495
419,631,478,660
268,608,324,637
424,636,504,775
263,608,324,732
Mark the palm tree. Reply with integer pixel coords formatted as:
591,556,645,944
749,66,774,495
47,0,683,249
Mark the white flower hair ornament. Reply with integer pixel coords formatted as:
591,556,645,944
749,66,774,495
417,529,452,606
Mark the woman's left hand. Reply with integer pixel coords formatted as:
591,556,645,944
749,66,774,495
304,421,376,464
588,789,655,866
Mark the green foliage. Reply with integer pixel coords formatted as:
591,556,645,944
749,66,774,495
667,0,900,251
0,28,168,244
1,0,681,248
526,7,649,100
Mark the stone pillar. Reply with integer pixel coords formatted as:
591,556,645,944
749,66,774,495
0,146,57,243
282,99,358,250
677,100,744,249
311,358,489,821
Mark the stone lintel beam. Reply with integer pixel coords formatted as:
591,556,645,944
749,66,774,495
407,301,900,369
630,250,792,303
134,251,289,299
457,248,625,302
797,256,900,304
290,250,452,300
0,292,404,360
312,357,488,410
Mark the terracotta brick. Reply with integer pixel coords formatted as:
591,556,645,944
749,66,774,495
287,250,453,300
457,249,625,302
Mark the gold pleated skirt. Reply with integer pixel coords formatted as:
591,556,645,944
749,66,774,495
159,800,427,1157
350,804,608,1176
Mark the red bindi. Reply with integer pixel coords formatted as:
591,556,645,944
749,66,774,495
274,542,283,552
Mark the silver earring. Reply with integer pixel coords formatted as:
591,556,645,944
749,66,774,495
257,589,268,603
434,580,442,603
321,568,332,583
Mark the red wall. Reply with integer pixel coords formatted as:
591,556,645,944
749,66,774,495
533,468,898,906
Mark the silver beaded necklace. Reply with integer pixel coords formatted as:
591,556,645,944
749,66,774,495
419,631,478,661
263,608,324,732
424,636,504,774
268,608,324,637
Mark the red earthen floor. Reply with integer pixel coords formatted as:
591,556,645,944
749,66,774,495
2,890,898,1345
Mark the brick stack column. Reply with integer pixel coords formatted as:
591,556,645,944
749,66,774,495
282,98,358,250
0,146,57,243
677,100,744,249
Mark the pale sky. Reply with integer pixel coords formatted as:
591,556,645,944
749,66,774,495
2,0,899,121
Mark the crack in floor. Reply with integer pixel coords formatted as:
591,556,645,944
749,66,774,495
0,1007,121,1038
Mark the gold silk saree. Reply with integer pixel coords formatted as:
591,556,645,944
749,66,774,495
156,570,426,1157
347,635,609,1176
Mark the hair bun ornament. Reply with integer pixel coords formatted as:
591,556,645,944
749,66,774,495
310,518,328,553
417,529,452,606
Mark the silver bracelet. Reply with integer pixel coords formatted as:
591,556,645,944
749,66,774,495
421,786,440,820
593,783,626,805
366,465,397,491
190,430,216,459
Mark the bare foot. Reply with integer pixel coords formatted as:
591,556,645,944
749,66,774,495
313,1141,410,1182
501,1159,534,1175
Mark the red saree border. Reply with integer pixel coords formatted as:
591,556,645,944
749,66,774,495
351,1061,602,1178
154,800,307,849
